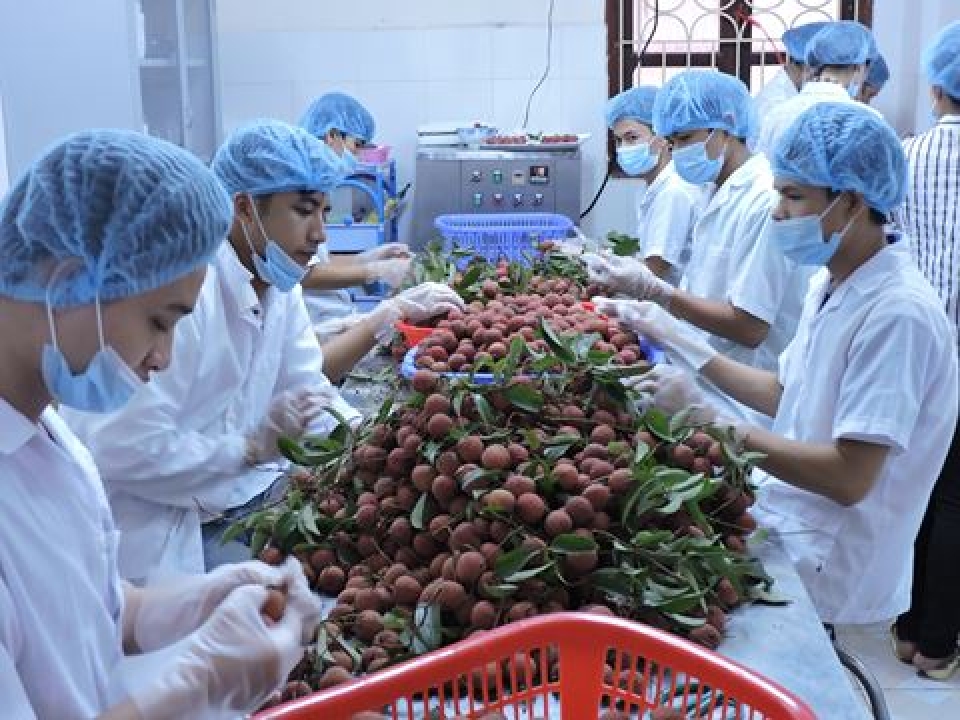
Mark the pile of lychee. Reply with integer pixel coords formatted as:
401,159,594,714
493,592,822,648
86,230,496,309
256,362,759,706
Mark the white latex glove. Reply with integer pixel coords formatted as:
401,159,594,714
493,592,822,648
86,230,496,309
246,387,338,464
370,282,465,341
131,560,295,653
583,252,673,304
624,364,716,424
593,298,717,372
275,556,325,643
624,366,748,449
546,239,586,255
358,242,412,262
365,256,413,288
313,312,362,343
131,583,316,720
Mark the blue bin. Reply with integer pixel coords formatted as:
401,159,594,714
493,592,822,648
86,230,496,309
399,338,666,384
434,213,574,267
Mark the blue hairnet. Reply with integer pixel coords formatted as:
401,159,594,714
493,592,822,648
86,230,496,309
0,130,231,308
782,22,829,64
865,53,890,90
805,21,875,69
213,119,346,197
300,92,376,143
606,86,658,129
652,69,757,144
923,20,960,99
772,102,906,213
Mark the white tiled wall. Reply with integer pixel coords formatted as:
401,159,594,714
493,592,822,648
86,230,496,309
217,0,958,241
215,0,639,240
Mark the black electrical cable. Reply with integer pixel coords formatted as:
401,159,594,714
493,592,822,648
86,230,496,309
579,171,610,220
580,0,660,221
521,0,556,129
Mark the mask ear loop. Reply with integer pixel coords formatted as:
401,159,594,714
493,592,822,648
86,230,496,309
44,260,109,356
43,260,76,355
94,292,106,351
820,193,865,239
239,193,267,262
250,196,272,248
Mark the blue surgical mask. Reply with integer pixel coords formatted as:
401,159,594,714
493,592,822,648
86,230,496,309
242,199,308,292
769,197,859,266
847,81,862,99
672,130,725,185
41,290,143,413
339,147,358,175
617,142,659,176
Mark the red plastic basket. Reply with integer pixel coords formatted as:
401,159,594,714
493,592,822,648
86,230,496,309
395,320,434,346
255,613,817,720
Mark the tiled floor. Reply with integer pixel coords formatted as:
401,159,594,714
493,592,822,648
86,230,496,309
834,622,960,718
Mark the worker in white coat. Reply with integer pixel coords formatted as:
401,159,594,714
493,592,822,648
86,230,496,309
586,69,812,426
297,95,465,382
604,86,699,285
752,22,827,119
755,20,880,157
601,102,959,625
0,129,321,717
298,91,413,343
66,120,462,583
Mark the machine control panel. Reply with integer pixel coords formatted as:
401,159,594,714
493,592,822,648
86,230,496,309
442,153,578,217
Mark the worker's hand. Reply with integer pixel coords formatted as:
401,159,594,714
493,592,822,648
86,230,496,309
624,364,716,424
358,242,412,262
370,282,465,341
593,298,717,372
132,560,295,653
131,583,317,719
583,253,673,304
546,239,587,255
245,387,337,464
365,256,413,288
274,556,324,643
313,312,361,342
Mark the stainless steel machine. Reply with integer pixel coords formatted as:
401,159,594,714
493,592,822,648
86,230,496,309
412,140,583,249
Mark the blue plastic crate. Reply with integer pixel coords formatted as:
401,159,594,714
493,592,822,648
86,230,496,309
434,213,573,266
400,338,666,385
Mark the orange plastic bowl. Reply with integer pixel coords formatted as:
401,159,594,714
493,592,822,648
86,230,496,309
395,321,433,346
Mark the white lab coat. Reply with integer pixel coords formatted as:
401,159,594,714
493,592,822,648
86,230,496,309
754,244,959,623
752,68,798,127
755,81,878,159
65,244,361,583
679,154,806,425
0,401,125,717
634,161,699,286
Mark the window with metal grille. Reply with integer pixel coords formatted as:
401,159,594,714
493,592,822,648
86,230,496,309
604,1,873,167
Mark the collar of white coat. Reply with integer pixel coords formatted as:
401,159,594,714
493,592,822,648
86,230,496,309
638,160,677,204
799,81,853,101
217,242,264,316
820,243,910,310
0,397,39,454
938,114,960,125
